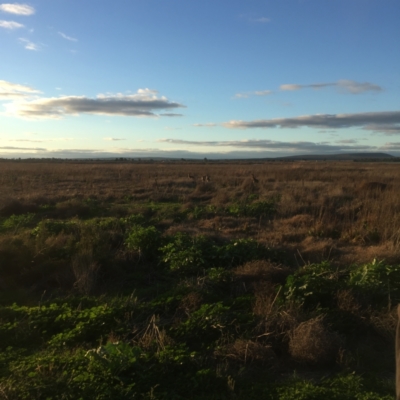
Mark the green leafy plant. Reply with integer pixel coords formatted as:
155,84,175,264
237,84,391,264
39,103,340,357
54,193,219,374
220,238,268,267
31,219,79,237
160,233,217,273
125,225,161,259
283,262,343,308
226,198,278,219
1,213,35,231
348,259,400,305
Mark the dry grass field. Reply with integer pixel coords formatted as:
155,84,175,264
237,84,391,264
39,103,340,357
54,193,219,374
0,159,399,399
2,160,399,265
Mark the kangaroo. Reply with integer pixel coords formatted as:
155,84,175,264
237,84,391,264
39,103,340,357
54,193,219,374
251,173,259,184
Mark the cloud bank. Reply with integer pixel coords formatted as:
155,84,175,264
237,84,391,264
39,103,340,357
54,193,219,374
158,138,374,153
2,141,400,159
223,111,400,134
280,80,383,94
0,3,34,15
0,79,40,99
235,79,381,100
4,88,186,119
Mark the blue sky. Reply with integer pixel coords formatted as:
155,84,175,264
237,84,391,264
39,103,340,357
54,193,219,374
1,0,399,158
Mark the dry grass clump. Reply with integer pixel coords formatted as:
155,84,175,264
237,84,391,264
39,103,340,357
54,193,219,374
241,178,258,192
211,190,231,205
288,316,343,366
71,247,99,295
252,281,281,317
336,289,361,314
234,260,290,286
133,315,174,352
218,339,276,365
233,261,291,315
369,308,397,342
357,181,391,193
283,214,314,228
179,291,203,315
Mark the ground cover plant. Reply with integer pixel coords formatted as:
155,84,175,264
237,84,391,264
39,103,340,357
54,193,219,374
0,159,399,399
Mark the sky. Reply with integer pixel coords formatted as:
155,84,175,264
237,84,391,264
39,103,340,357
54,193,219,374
1,0,400,159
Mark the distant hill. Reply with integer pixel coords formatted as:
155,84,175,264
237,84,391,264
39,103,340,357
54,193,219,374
275,153,394,161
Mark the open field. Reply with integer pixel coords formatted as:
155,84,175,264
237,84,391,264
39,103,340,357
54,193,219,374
0,160,399,399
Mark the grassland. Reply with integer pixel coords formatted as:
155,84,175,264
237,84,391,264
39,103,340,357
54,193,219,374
0,159,399,399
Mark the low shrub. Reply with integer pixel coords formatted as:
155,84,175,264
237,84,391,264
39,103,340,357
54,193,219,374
160,233,217,273
348,259,400,306
125,225,161,260
283,262,343,309
1,213,35,231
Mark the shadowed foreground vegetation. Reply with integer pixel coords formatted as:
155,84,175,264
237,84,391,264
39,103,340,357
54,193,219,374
0,160,399,399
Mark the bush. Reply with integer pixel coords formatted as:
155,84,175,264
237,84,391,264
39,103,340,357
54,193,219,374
284,262,343,308
160,233,217,273
1,213,35,231
31,219,79,237
348,259,400,305
220,238,269,267
125,225,161,260
226,198,278,219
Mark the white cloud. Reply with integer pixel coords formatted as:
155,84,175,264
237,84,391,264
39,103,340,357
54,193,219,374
280,80,382,94
19,37,39,50
193,123,217,127
0,19,23,28
335,139,359,144
103,137,126,141
244,14,271,23
254,17,270,23
58,31,77,42
0,79,39,98
234,93,249,99
0,3,35,15
235,89,273,99
254,90,273,96
11,139,44,142
223,110,400,130
0,145,45,151
160,113,183,117
4,88,185,119
336,80,383,94
158,137,389,154
280,84,306,91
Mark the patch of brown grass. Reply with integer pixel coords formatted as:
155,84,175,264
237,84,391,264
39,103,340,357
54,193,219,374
234,260,290,286
288,315,343,366
179,291,203,315
218,339,276,365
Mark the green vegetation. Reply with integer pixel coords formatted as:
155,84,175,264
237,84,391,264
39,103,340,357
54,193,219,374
0,162,398,399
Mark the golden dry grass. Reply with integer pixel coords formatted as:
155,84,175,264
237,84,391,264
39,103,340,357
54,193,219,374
1,159,400,267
